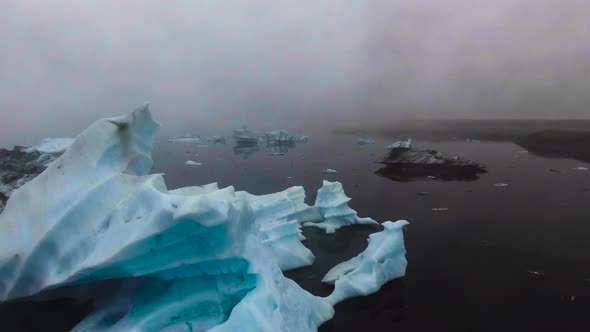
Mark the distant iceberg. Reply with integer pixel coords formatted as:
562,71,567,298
233,126,261,145
357,138,375,145
0,104,408,332
207,135,226,143
264,129,296,144
168,135,201,143
296,135,310,143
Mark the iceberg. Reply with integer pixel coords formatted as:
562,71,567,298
233,126,261,145
303,181,379,234
385,138,412,150
0,104,408,331
264,130,296,144
322,168,338,174
323,220,409,304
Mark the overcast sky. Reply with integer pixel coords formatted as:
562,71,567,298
1,0,589,145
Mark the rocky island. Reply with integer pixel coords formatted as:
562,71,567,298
376,141,487,182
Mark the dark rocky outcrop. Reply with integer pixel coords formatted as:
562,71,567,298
375,147,487,182
0,147,63,213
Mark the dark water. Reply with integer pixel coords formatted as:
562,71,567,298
2,133,590,331
153,133,590,331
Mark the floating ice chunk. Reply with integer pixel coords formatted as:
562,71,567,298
574,166,589,171
385,139,412,150
296,135,310,143
322,168,338,174
24,137,75,154
356,138,375,145
303,181,379,233
432,208,449,211
207,135,226,143
323,220,409,304
168,136,201,143
185,160,203,166
269,152,286,156
494,183,510,187
527,270,544,276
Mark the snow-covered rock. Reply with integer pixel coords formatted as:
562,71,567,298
24,137,74,154
385,138,412,150
0,104,408,331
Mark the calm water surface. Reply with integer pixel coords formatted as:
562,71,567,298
153,132,590,331
2,132,590,331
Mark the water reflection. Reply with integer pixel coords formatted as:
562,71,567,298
233,143,260,159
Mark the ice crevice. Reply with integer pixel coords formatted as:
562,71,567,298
0,104,409,332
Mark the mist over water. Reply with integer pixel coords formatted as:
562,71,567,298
1,0,590,145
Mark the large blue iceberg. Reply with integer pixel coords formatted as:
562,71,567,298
0,104,409,331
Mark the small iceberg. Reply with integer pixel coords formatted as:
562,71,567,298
573,166,589,171
385,138,412,150
264,129,296,144
357,138,375,146
322,168,338,174
184,160,203,166
207,135,226,143
323,220,408,304
296,135,310,143
494,183,510,187
233,126,261,145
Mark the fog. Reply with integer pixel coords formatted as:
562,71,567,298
1,0,590,146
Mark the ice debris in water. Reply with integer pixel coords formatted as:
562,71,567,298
322,168,338,174
385,138,412,150
573,166,589,171
185,160,203,166
356,138,375,145
24,137,75,154
0,104,408,332
494,183,510,187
